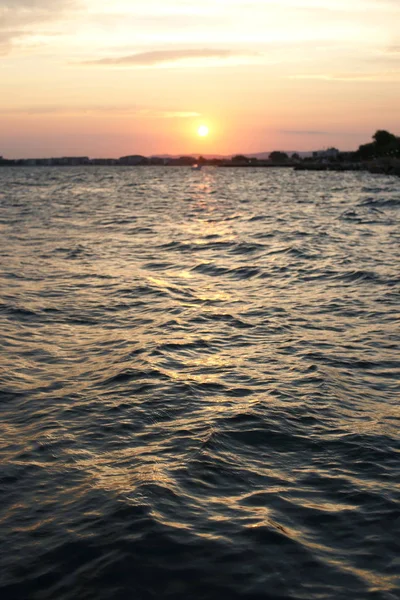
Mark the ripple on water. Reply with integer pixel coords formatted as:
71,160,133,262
0,166,399,600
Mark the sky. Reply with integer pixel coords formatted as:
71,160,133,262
0,0,399,158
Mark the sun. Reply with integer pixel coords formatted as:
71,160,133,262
197,125,209,137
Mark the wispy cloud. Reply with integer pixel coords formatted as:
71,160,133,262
153,111,200,118
234,0,400,12
0,104,201,119
288,71,400,82
0,0,79,53
279,129,330,135
81,48,260,67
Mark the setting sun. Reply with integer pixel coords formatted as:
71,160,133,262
198,125,209,137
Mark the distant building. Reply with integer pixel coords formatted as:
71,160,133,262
91,158,118,166
60,157,90,166
119,155,148,166
47,156,90,167
313,148,340,160
36,158,54,166
149,156,167,165
166,156,197,166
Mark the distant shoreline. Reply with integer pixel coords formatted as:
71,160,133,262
0,160,399,177
1,130,399,175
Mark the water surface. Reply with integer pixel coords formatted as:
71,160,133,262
0,167,399,600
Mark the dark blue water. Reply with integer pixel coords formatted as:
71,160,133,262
0,167,399,600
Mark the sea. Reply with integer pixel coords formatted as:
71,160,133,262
0,166,399,600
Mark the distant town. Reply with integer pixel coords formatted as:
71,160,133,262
1,130,399,176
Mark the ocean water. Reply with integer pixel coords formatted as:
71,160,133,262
0,166,399,600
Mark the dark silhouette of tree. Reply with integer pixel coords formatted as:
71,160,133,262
357,130,400,159
358,143,375,159
232,154,250,163
269,151,289,163
291,153,301,161
373,130,397,148
177,156,196,165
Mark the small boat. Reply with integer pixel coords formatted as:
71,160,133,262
191,164,202,170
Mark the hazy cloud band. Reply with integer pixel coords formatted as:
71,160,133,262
82,48,259,66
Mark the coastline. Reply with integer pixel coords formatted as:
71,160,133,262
1,160,399,177
294,158,400,178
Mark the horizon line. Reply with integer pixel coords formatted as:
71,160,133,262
1,148,357,162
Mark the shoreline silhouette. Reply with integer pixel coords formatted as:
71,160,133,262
1,131,399,176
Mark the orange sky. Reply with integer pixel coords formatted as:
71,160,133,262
1,0,399,158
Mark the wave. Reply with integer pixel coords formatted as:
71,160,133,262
0,166,399,600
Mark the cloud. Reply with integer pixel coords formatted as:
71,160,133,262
0,104,201,119
0,0,77,22
0,0,78,53
81,48,259,67
279,130,330,135
288,72,400,82
237,0,400,11
153,111,200,118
